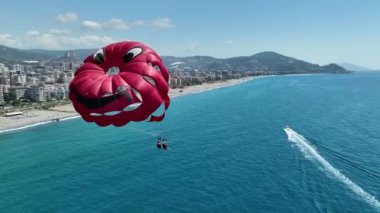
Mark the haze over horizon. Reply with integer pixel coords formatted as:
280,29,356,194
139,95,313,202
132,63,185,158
0,0,379,69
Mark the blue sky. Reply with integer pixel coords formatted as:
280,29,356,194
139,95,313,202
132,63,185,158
0,0,379,68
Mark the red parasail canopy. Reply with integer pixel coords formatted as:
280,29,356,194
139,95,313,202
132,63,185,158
69,41,170,127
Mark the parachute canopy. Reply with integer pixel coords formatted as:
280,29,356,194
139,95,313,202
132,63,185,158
69,41,170,127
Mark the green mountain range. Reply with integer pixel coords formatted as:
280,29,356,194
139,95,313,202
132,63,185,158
163,52,348,74
0,45,349,74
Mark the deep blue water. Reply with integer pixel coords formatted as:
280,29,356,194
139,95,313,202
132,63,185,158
0,72,379,212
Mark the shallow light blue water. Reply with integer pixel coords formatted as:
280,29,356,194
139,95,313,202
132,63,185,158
0,72,379,212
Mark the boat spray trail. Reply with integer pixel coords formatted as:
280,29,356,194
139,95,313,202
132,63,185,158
284,127,380,211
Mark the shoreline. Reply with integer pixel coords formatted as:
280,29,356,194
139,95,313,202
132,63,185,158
0,76,256,134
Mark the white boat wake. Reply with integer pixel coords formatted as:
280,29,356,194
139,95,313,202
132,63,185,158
284,127,380,210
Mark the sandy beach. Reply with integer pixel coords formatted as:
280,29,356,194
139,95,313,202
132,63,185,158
0,77,254,133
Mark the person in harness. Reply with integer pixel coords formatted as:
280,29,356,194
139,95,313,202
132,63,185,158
156,137,162,149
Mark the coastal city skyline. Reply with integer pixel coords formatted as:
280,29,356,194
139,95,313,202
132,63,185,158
0,46,349,107
1,0,380,69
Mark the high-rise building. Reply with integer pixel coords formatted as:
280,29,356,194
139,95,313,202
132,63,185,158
0,63,5,72
12,64,24,72
9,87,27,100
0,76,11,86
0,85,4,104
0,64,9,74
12,74,27,86
30,86,45,102
56,86,66,100
65,51,75,58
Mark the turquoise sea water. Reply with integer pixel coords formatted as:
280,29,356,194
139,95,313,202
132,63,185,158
0,72,379,212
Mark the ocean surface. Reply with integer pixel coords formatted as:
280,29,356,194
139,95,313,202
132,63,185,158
0,72,379,212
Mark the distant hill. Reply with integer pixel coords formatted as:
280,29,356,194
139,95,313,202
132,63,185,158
0,45,95,63
0,45,54,62
163,51,349,74
338,63,374,71
0,45,348,74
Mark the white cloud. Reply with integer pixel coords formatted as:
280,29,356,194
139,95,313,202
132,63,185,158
186,42,199,52
104,19,128,30
82,19,128,30
81,18,173,30
25,30,113,49
149,18,174,28
48,29,70,35
26,31,39,36
26,31,61,48
0,33,22,47
224,40,233,45
56,12,78,23
82,20,102,30
131,20,145,27
132,18,174,28
62,35,114,47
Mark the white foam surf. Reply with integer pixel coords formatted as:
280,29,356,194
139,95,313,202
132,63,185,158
0,121,55,134
0,115,81,135
59,115,81,121
284,127,380,210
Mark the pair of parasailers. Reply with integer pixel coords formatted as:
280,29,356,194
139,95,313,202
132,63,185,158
156,136,168,149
